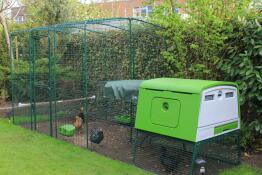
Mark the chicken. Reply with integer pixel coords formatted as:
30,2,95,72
74,116,83,133
78,107,85,122
90,128,104,144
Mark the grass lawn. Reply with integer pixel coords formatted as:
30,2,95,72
220,164,262,175
13,114,49,124
13,112,66,124
0,119,261,175
0,119,149,175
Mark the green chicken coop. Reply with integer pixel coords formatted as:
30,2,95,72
133,78,241,175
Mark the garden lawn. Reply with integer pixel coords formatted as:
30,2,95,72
0,119,261,175
0,119,150,175
13,114,49,124
220,164,262,175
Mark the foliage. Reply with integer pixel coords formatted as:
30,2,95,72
219,16,262,150
10,57,82,102
22,0,108,26
22,0,71,25
149,0,255,80
0,28,10,99
220,16,262,118
0,0,112,100
220,164,262,175
240,119,262,151
240,121,258,151
68,0,107,20
0,28,9,67
148,0,262,150
11,25,167,102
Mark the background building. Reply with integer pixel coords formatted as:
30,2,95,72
96,0,184,18
11,5,27,24
10,0,185,24
96,0,153,18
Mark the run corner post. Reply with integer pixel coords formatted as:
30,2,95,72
10,33,15,124
53,30,58,138
83,23,89,149
48,29,53,137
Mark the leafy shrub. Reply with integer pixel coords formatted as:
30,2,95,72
10,25,167,102
148,0,262,150
0,29,10,99
240,120,262,151
220,16,262,149
220,16,262,114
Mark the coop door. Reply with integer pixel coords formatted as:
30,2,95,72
198,86,239,127
150,97,181,128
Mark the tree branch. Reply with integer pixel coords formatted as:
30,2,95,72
11,5,23,20
169,0,174,14
0,11,11,54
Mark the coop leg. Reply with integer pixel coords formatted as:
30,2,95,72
129,100,134,142
190,143,199,175
236,131,241,165
132,130,138,164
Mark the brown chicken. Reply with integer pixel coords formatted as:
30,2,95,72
74,116,83,133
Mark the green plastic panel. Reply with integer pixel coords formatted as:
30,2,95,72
140,78,237,94
150,97,180,128
214,122,238,135
135,88,200,142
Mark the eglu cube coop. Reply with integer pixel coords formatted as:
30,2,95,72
135,78,240,142
10,18,240,175
133,78,241,175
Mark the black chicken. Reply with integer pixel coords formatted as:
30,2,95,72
160,146,180,173
90,128,104,144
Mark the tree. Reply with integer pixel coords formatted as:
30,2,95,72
22,0,70,25
68,0,107,21
0,0,17,99
22,0,107,26
0,0,15,52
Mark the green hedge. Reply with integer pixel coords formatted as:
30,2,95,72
149,0,262,150
220,16,262,149
10,26,167,102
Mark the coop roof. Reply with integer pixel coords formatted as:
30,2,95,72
140,78,237,94
104,80,144,101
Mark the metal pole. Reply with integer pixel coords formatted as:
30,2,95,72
53,31,57,138
29,32,34,130
10,34,15,124
32,36,37,130
190,143,199,175
128,18,135,141
48,30,53,137
83,25,89,149
128,18,134,79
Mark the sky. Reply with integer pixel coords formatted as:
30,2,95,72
81,0,126,4
12,0,126,7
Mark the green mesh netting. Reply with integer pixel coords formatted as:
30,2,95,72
10,18,240,175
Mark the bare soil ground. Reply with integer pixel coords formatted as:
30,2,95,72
0,100,11,117
243,152,262,170
23,119,134,163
